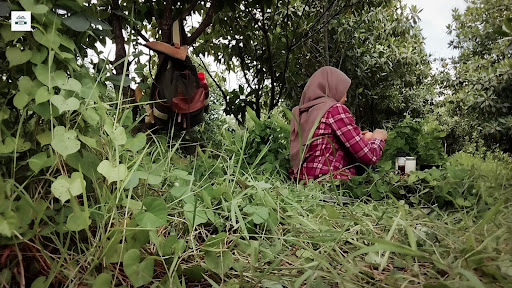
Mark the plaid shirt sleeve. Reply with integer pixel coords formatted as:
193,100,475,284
326,104,385,165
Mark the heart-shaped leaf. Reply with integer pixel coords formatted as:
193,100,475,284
28,152,56,173
67,210,91,231
93,273,112,288
126,133,146,152
33,29,61,50
243,205,269,224
66,151,101,181
35,86,51,104
34,65,67,88
97,160,128,184
19,0,49,14
0,137,16,154
36,130,52,146
204,251,233,276
16,138,31,152
18,76,41,95
51,94,80,114
30,47,48,64
13,91,31,109
60,78,82,92
0,211,19,237
51,126,81,157
184,203,208,226
6,47,32,67
0,25,25,42
63,14,90,32
51,172,86,203
123,249,154,287
135,197,168,228
104,121,126,145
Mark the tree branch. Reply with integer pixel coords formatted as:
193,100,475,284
198,56,228,105
186,0,217,45
180,0,199,20
134,28,150,43
111,0,126,76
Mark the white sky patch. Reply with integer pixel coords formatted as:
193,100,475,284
403,0,468,59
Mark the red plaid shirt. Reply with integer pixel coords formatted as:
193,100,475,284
293,103,385,181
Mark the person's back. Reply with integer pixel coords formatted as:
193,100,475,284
289,66,388,182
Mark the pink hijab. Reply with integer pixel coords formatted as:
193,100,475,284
290,66,352,174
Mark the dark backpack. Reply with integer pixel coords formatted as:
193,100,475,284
143,21,209,132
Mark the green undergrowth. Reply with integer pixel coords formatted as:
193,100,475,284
0,125,511,287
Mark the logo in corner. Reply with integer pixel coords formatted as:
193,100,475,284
11,11,31,32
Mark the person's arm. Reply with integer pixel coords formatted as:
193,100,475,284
327,104,385,166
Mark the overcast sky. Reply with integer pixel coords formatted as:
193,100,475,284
403,0,468,59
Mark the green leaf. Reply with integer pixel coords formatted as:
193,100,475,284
203,232,227,249
243,205,269,224
66,151,101,180
35,86,52,104
184,203,208,226
51,94,80,114
81,108,101,126
30,47,48,64
60,35,77,51
31,276,48,288
33,65,66,88
204,251,233,275
0,25,25,42
13,91,31,109
66,210,91,231
93,273,112,288
0,107,10,121
0,137,16,154
0,211,19,237
126,133,146,152
505,18,512,33
97,160,128,184
6,47,32,67
105,121,127,145
63,14,90,32
123,249,154,287
104,243,123,263
51,172,86,203
51,126,81,157
28,152,55,173
135,197,168,228
60,78,82,92
77,133,98,149
36,130,52,146
16,138,31,152
33,29,61,50
19,0,49,14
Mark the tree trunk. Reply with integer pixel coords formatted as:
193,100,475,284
111,0,126,76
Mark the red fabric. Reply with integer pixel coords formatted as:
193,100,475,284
293,103,385,181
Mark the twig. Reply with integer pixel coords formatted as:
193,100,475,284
15,243,25,288
187,0,217,45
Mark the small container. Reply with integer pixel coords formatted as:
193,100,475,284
405,157,416,173
395,150,407,173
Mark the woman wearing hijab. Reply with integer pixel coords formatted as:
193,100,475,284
290,66,388,181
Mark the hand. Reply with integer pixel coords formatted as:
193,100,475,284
372,129,388,141
361,131,374,140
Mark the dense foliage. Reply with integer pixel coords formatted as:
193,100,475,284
437,0,512,153
0,0,511,287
